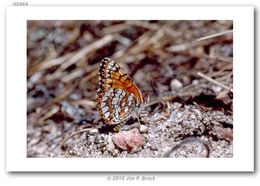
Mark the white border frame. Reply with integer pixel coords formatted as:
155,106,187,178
6,5,254,172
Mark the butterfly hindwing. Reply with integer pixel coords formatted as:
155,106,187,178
96,58,143,125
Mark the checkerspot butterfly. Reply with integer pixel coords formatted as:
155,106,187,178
96,58,143,127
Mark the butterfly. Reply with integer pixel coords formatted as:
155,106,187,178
96,58,143,127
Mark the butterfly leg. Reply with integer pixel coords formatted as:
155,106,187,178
120,123,140,131
136,112,141,127
113,110,144,132
115,120,140,131
118,113,142,131
133,109,143,130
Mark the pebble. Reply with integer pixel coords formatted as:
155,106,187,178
88,136,95,144
107,137,115,153
172,102,182,109
171,79,183,90
89,128,98,134
139,125,148,133
146,142,151,148
150,145,158,151
148,134,155,139
190,114,196,119
212,85,222,93
192,79,199,85
113,149,120,157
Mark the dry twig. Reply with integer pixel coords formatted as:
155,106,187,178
197,72,233,93
196,30,233,41
61,128,98,148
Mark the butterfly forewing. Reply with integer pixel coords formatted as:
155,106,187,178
96,58,143,125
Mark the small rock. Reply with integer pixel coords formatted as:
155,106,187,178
112,128,145,153
217,90,231,104
89,128,98,135
69,150,74,155
192,79,199,85
103,151,108,156
150,145,158,151
107,136,115,153
146,142,151,148
171,79,183,90
212,85,222,93
148,134,155,139
29,71,42,84
112,149,120,157
190,114,196,119
139,125,148,133
182,76,190,85
28,138,40,146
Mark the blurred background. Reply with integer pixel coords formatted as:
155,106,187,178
27,20,233,157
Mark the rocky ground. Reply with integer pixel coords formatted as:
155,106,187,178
27,20,233,158
27,101,232,158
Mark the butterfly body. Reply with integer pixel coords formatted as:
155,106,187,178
96,58,143,125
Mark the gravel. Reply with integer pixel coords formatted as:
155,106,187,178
28,103,232,158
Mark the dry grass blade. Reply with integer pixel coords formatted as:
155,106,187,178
103,23,129,34
61,68,85,83
196,30,233,41
126,20,160,30
61,128,98,148
197,72,233,93
53,84,75,102
70,99,96,107
28,53,74,76
59,34,114,71
39,105,60,124
42,35,114,82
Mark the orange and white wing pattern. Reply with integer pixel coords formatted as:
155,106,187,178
96,57,143,125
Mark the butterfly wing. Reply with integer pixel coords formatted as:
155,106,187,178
96,58,143,125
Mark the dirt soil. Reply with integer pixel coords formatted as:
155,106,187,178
27,20,233,158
